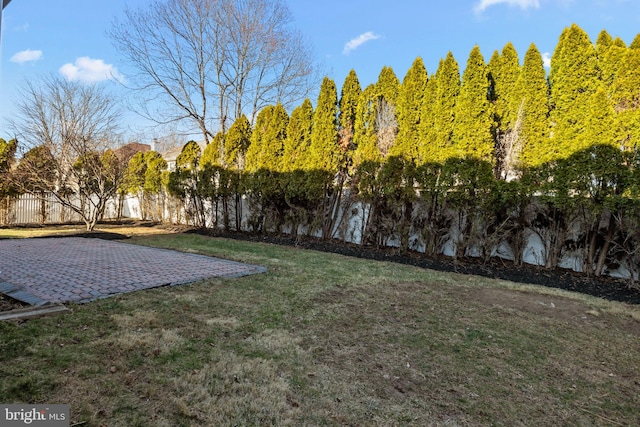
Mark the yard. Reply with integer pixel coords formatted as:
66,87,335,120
1,224,639,426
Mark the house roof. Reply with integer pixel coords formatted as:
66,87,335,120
161,140,207,163
114,142,151,162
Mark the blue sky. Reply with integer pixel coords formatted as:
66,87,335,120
1,0,640,144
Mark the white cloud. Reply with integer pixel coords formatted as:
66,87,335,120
542,52,552,68
474,0,540,13
10,49,43,64
14,23,30,32
59,57,124,83
343,31,381,55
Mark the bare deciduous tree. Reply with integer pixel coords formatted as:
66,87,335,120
9,76,124,231
109,0,316,145
494,100,524,181
376,98,397,157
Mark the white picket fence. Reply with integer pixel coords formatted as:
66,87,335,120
1,192,635,281
0,194,138,225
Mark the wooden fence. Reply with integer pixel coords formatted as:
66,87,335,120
0,194,124,225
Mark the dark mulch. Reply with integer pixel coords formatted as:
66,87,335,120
2,226,638,310
188,229,640,305
39,231,130,241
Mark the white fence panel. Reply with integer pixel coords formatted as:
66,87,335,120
0,194,137,225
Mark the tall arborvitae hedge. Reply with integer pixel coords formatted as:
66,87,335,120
131,23,640,280
585,85,617,147
339,70,362,155
489,42,520,134
352,84,381,168
419,52,460,163
224,115,252,169
611,38,640,149
392,57,428,160
597,31,620,89
283,98,314,172
167,141,206,226
549,24,600,159
245,104,289,172
375,66,400,106
489,43,522,177
245,106,271,172
452,45,493,161
263,104,289,172
309,77,340,172
374,66,401,157
201,132,224,167
515,43,549,168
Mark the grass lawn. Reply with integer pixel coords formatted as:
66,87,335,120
1,226,639,426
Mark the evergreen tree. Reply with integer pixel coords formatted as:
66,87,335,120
224,114,252,169
584,85,617,147
376,66,400,105
168,141,205,226
245,106,271,172
549,24,600,158
0,138,16,173
143,151,168,195
488,50,501,104
452,45,494,161
612,44,640,110
283,98,314,172
490,42,521,135
596,30,626,91
515,43,551,167
416,70,437,164
595,30,613,58
352,84,381,168
391,57,428,160
123,151,147,196
612,43,640,148
374,66,401,157
613,37,627,48
13,145,56,195
246,105,289,172
489,43,522,177
595,32,634,150
0,138,18,198
309,76,339,172
259,103,288,172
419,52,460,163
339,70,362,153
176,140,202,170
201,131,224,167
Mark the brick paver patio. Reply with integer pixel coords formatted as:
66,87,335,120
0,237,266,305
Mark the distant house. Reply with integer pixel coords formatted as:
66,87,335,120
162,140,207,171
114,142,151,163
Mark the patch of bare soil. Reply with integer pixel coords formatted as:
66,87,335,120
190,229,640,305
0,294,28,312
302,276,640,425
474,287,640,336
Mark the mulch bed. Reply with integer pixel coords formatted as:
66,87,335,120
2,228,638,311
189,229,640,306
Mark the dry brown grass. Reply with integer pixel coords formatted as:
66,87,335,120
0,229,639,426
0,221,176,239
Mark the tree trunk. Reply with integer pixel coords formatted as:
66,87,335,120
584,230,598,277
595,213,616,277
399,200,412,254
39,193,47,224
